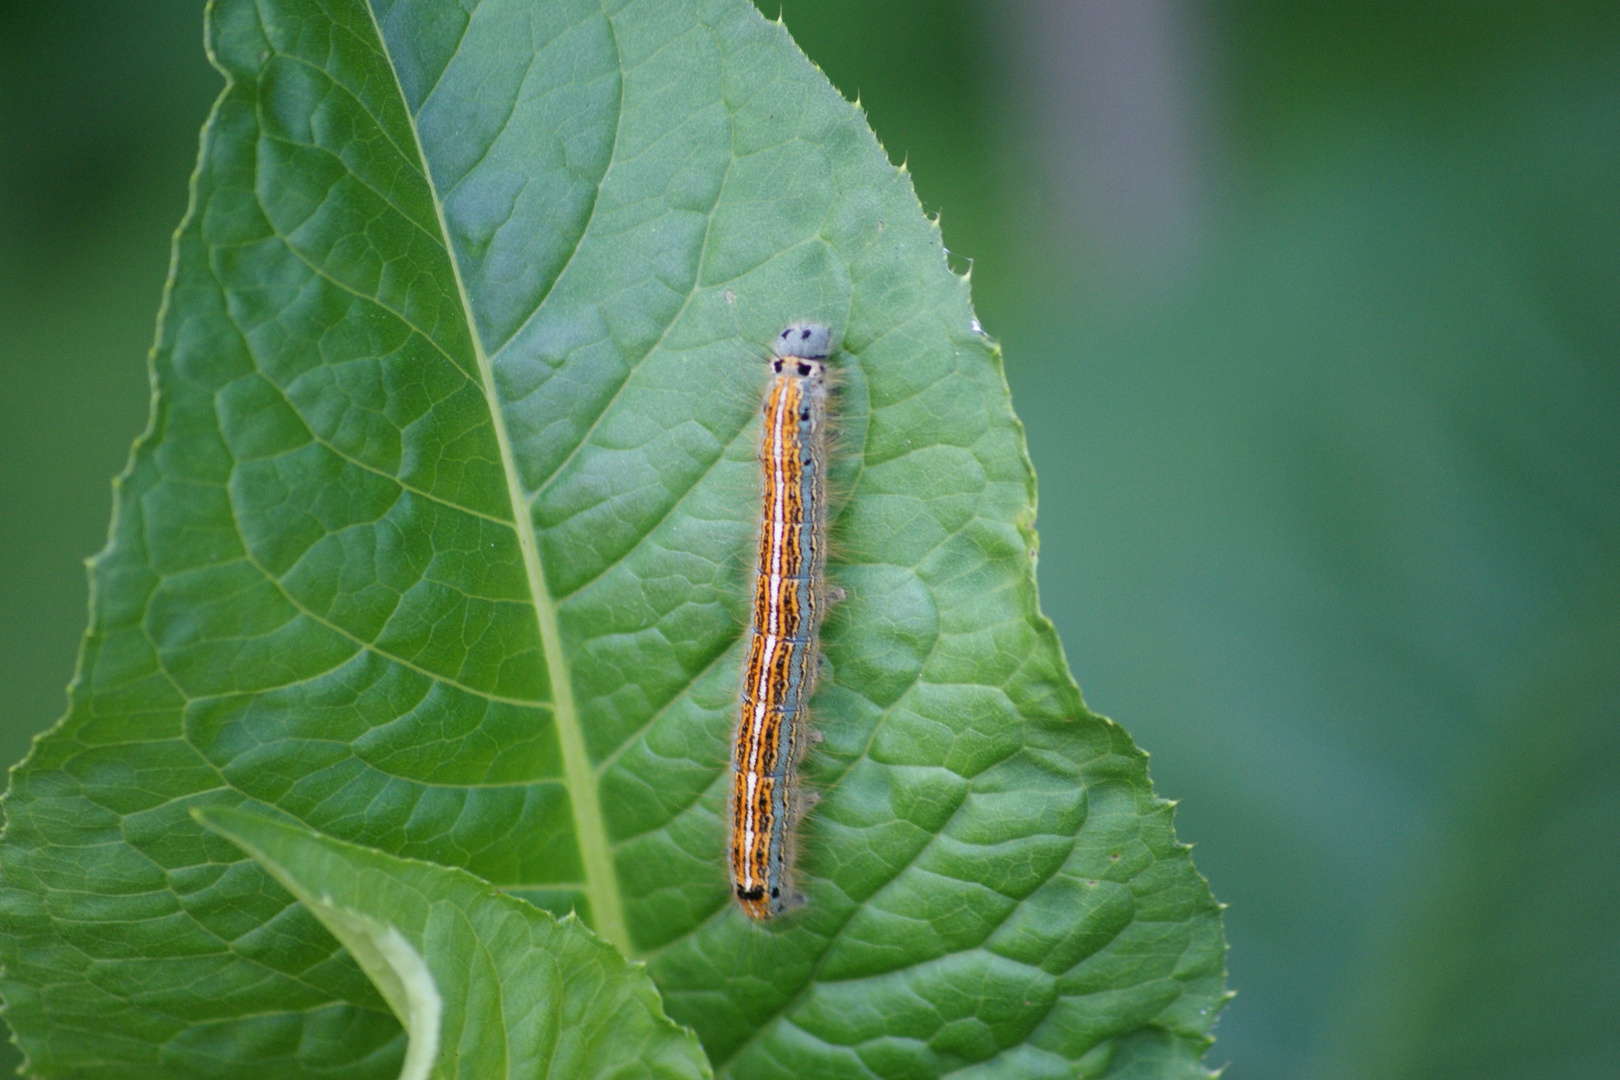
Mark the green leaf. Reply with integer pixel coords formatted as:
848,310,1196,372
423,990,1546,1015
0,0,1225,1077
192,806,711,1080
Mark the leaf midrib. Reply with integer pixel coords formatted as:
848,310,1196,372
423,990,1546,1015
359,0,629,954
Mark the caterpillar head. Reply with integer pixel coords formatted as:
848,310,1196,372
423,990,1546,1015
772,321,833,361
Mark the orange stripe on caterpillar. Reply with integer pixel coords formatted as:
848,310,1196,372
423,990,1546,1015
729,321,833,919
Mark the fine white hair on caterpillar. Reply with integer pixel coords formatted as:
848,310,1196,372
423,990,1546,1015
728,321,834,920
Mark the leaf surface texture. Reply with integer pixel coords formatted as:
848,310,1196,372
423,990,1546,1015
194,808,710,1080
0,0,1225,1076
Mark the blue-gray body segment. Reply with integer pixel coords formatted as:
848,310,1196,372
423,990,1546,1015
767,389,824,905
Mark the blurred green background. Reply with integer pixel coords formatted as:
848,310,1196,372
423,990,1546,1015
2,2,1615,1077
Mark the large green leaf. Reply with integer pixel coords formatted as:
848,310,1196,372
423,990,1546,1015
194,806,710,1080
0,0,1225,1076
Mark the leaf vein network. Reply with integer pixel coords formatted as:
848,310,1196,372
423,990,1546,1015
254,128,446,255
227,217,479,383
244,375,515,528
233,542,539,708
483,9,625,358
592,647,734,781
354,0,639,951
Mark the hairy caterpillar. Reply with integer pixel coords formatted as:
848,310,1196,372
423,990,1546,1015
729,321,833,920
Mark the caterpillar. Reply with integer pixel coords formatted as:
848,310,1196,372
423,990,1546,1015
729,321,834,920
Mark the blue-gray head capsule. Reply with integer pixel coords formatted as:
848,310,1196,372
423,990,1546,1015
773,321,833,360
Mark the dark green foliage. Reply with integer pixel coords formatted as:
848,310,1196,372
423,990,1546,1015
197,807,710,1080
0,1,1222,1077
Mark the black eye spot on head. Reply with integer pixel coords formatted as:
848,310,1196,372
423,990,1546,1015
797,362,812,377
770,887,780,898
737,885,765,901
772,358,784,373
771,321,833,360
